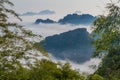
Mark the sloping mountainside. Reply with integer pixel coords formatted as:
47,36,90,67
40,28,95,63
58,14,96,25
35,18,56,24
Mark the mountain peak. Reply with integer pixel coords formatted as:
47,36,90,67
35,18,56,24
40,28,94,63
58,13,96,25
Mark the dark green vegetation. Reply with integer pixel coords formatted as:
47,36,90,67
0,59,84,80
91,2,120,80
88,74,104,80
95,48,120,80
33,42,49,56
29,59,84,80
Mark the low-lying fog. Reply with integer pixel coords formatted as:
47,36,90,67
21,22,101,74
23,23,92,38
51,55,101,74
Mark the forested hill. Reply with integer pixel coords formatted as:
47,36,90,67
40,28,95,63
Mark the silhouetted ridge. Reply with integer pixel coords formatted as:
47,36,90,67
40,28,95,63
34,13,96,25
58,14,96,25
20,10,55,16
35,18,56,24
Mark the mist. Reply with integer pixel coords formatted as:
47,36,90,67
20,22,101,74
22,23,92,38
49,54,101,74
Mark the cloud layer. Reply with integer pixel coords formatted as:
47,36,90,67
49,54,101,74
22,22,100,74
23,23,92,38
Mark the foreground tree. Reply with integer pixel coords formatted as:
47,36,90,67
88,74,104,80
93,3,120,56
92,1,120,80
0,0,47,79
0,0,85,80
29,59,84,80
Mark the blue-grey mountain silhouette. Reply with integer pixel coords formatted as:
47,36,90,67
20,12,37,16
40,28,95,63
39,10,55,15
35,13,96,25
20,10,55,16
35,18,56,24
58,14,96,25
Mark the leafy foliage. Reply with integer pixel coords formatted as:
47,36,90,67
29,59,84,80
88,74,105,80
96,48,120,80
0,0,45,78
0,1,85,80
33,42,48,56
92,1,120,80
92,3,120,55
0,59,85,80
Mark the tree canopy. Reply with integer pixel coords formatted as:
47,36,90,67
92,3,120,56
0,0,45,76
92,1,120,80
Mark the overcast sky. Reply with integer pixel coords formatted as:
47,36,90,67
10,0,120,20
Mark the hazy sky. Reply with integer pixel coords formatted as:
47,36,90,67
10,0,120,20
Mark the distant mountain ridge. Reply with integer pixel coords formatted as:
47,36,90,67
34,13,96,25
58,14,96,25
35,18,56,24
20,12,37,16
40,28,95,63
20,10,55,16
39,10,55,15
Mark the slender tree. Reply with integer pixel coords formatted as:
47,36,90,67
92,1,120,79
0,0,47,78
92,2,120,56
